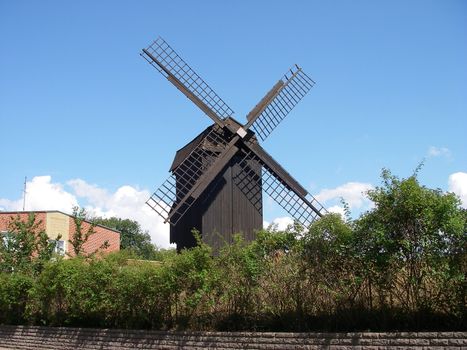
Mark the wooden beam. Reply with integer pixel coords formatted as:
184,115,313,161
142,49,224,128
167,136,240,222
245,80,284,127
246,142,308,197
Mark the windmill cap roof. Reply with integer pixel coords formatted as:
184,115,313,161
169,125,213,172
169,117,246,172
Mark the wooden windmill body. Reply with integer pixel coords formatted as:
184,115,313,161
170,121,262,251
141,37,327,252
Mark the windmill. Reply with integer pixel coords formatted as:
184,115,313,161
141,37,327,252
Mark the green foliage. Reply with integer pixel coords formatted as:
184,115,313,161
303,213,361,313
25,243,214,329
253,226,300,256
0,168,465,331
160,233,213,329
92,216,162,260
0,213,60,275
353,168,466,322
68,207,95,257
214,234,263,326
303,213,354,264
68,206,108,257
0,272,34,324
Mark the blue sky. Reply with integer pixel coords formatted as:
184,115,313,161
1,1,466,246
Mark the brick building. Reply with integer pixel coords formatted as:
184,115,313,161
0,211,120,257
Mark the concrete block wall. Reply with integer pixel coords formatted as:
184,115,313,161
0,325,466,349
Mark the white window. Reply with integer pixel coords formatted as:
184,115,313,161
49,239,66,255
1,231,12,248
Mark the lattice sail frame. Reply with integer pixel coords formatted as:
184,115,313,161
237,150,327,228
146,125,233,225
141,37,234,120
250,65,315,142
231,154,263,213
143,37,327,229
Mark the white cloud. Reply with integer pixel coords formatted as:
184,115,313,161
0,176,78,213
315,182,373,209
260,182,373,232
263,216,294,231
311,182,374,219
0,176,171,248
67,179,110,208
270,216,294,230
0,198,18,212
428,146,451,158
448,172,467,208
78,184,170,248
327,205,346,217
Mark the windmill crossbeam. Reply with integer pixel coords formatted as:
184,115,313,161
250,66,316,141
142,37,234,122
237,149,325,228
141,36,328,250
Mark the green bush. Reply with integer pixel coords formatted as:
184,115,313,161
0,272,34,324
0,168,465,331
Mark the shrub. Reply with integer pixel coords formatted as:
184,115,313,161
0,272,34,324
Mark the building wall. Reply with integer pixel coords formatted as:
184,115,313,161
45,212,69,241
0,211,120,257
68,218,120,257
0,212,47,233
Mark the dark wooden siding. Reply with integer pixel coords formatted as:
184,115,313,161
201,164,233,252
170,151,203,250
231,156,262,242
170,206,200,250
171,152,262,253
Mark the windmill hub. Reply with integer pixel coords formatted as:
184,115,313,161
236,127,247,139
141,36,327,252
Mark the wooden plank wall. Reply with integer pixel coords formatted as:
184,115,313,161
172,155,262,254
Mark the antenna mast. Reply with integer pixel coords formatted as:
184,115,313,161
22,176,27,211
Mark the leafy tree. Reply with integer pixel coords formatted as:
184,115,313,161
68,206,108,257
252,225,301,257
214,234,264,324
303,213,354,265
0,272,34,324
301,214,361,319
354,168,466,318
0,213,60,275
92,217,161,260
0,168,465,331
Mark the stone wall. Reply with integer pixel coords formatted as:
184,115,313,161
0,325,466,349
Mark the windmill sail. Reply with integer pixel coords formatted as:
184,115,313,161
142,36,328,251
237,148,327,227
141,37,234,125
249,65,315,141
147,125,237,225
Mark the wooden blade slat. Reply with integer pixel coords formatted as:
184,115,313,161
146,125,235,225
237,147,327,228
141,37,234,126
249,65,315,141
